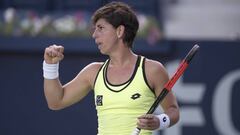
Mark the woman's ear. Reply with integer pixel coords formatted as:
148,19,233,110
116,25,125,39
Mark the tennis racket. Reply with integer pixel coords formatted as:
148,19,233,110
131,44,200,135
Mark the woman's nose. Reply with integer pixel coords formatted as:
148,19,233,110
92,29,97,39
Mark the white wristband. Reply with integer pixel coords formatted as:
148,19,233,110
156,113,170,130
43,61,59,79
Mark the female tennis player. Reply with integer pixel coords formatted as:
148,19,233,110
43,2,179,135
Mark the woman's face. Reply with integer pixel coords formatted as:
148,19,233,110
92,18,119,54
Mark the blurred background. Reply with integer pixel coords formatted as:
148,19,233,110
0,0,239,135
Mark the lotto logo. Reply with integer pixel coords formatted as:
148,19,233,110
131,93,141,100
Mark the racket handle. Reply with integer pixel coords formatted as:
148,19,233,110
131,127,140,135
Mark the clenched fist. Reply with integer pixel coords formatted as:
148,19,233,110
44,45,64,64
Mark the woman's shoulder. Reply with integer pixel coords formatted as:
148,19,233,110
84,62,105,73
144,57,169,80
143,58,169,91
144,58,166,72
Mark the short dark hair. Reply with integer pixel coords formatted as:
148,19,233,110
92,1,139,48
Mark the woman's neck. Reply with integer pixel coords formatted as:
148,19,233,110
109,49,137,67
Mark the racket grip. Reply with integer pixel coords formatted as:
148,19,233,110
131,127,140,135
